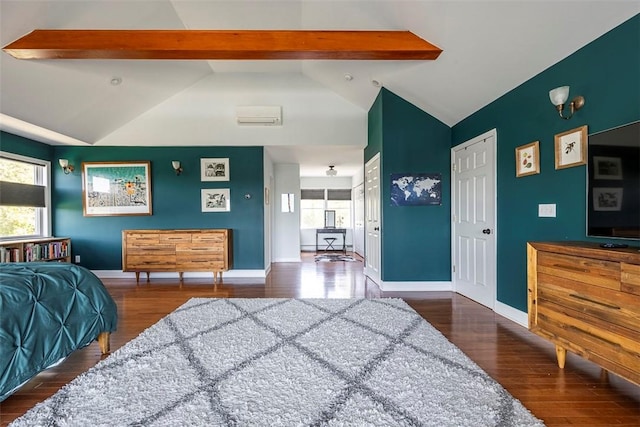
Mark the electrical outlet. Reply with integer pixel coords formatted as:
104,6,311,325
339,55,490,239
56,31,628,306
538,204,556,217
75,255,81,263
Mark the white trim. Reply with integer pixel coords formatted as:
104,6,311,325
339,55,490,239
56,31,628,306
494,301,528,328
379,281,452,292
92,269,268,280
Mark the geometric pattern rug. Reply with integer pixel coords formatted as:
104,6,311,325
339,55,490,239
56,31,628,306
10,298,545,426
315,254,358,262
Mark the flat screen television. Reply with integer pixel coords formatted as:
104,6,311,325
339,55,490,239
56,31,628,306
587,121,640,240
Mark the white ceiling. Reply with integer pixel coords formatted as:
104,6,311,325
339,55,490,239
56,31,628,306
1,1,638,177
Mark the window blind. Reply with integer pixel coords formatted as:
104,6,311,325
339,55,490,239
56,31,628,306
327,189,351,200
0,181,46,207
301,189,325,200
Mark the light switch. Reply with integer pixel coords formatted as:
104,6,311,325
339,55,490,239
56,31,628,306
538,204,556,217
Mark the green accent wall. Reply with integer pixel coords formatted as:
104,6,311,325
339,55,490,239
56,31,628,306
1,136,265,271
0,132,53,160
452,15,640,311
52,146,264,270
367,88,452,282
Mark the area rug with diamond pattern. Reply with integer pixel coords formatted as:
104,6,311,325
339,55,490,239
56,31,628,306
10,298,545,426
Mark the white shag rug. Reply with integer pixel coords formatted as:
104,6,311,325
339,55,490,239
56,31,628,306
11,298,545,427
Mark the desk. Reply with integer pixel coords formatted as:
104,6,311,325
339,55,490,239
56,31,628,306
316,228,347,253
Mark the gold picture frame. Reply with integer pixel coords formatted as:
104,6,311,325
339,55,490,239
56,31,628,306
82,161,152,216
555,125,587,170
515,141,540,177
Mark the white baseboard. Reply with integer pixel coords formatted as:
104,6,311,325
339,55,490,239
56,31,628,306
92,269,267,280
379,281,453,292
494,300,528,328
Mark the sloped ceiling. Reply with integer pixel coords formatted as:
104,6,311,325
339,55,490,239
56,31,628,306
0,1,638,177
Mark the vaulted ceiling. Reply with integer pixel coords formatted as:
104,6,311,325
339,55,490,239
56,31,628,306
0,1,637,176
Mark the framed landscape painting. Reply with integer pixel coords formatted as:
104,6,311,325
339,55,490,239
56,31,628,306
82,161,152,216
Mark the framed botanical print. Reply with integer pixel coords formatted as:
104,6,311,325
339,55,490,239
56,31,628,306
515,141,540,177
555,125,587,169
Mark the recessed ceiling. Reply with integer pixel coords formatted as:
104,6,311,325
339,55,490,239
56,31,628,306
0,1,638,177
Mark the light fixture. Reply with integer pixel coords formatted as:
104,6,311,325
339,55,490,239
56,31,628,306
171,160,183,175
549,86,584,120
344,73,353,81
326,165,337,176
371,79,382,87
110,77,122,86
58,158,74,174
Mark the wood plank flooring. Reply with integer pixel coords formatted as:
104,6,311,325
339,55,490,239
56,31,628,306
1,253,638,426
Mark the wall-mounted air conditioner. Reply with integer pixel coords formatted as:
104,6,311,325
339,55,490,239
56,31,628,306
236,106,282,126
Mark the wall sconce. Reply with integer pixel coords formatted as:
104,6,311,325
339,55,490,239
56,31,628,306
58,159,74,174
549,86,585,120
171,160,183,175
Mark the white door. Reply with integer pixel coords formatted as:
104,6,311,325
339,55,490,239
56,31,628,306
353,182,365,257
451,130,496,309
365,154,381,285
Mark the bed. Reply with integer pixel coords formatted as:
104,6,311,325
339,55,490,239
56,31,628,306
0,262,117,401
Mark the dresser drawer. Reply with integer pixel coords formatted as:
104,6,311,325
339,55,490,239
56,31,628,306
536,303,640,371
126,244,174,254
125,255,176,270
537,251,620,290
192,233,226,244
537,273,640,331
622,263,640,296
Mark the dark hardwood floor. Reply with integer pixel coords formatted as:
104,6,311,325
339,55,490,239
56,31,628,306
1,253,638,426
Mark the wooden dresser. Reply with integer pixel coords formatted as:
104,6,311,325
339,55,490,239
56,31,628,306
122,229,232,284
527,242,640,385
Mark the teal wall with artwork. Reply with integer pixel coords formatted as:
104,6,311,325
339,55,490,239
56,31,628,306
452,14,640,311
367,88,452,282
1,136,265,271
52,146,264,270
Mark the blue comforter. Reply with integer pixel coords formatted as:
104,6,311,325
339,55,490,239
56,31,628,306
0,262,117,401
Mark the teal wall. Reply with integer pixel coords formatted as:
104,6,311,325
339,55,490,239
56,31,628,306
367,88,452,282
1,138,265,271
52,146,264,270
452,15,640,311
0,132,53,160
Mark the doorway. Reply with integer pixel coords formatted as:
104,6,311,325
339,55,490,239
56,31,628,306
364,153,381,285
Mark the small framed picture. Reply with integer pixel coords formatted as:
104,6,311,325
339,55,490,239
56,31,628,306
593,156,623,180
201,158,229,181
555,125,587,169
201,188,230,212
593,187,623,211
515,141,540,177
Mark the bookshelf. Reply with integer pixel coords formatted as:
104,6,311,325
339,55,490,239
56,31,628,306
0,237,71,263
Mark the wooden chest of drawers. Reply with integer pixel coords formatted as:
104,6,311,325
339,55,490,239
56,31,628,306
122,229,232,284
527,242,640,385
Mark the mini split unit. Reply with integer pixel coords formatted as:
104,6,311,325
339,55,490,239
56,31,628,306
236,106,282,126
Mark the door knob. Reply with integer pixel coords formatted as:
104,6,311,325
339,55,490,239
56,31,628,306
482,228,491,234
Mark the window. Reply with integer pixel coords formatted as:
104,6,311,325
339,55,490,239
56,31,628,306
300,189,351,229
0,152,50,239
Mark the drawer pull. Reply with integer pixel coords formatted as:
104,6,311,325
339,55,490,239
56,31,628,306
569,293,620,310
554,264,589,273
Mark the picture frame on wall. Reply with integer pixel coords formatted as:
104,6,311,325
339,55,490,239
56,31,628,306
201,188,230,212
554,125,587,170
201,158,229,181
593,156,623,180
515,141,540,177
82,161,152,217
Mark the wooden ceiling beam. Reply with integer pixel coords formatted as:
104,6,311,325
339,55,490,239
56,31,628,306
2,29,442,60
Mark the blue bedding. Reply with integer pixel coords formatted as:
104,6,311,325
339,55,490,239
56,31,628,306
0,262,117,401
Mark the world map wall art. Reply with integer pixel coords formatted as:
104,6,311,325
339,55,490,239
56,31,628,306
390,172,442,206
